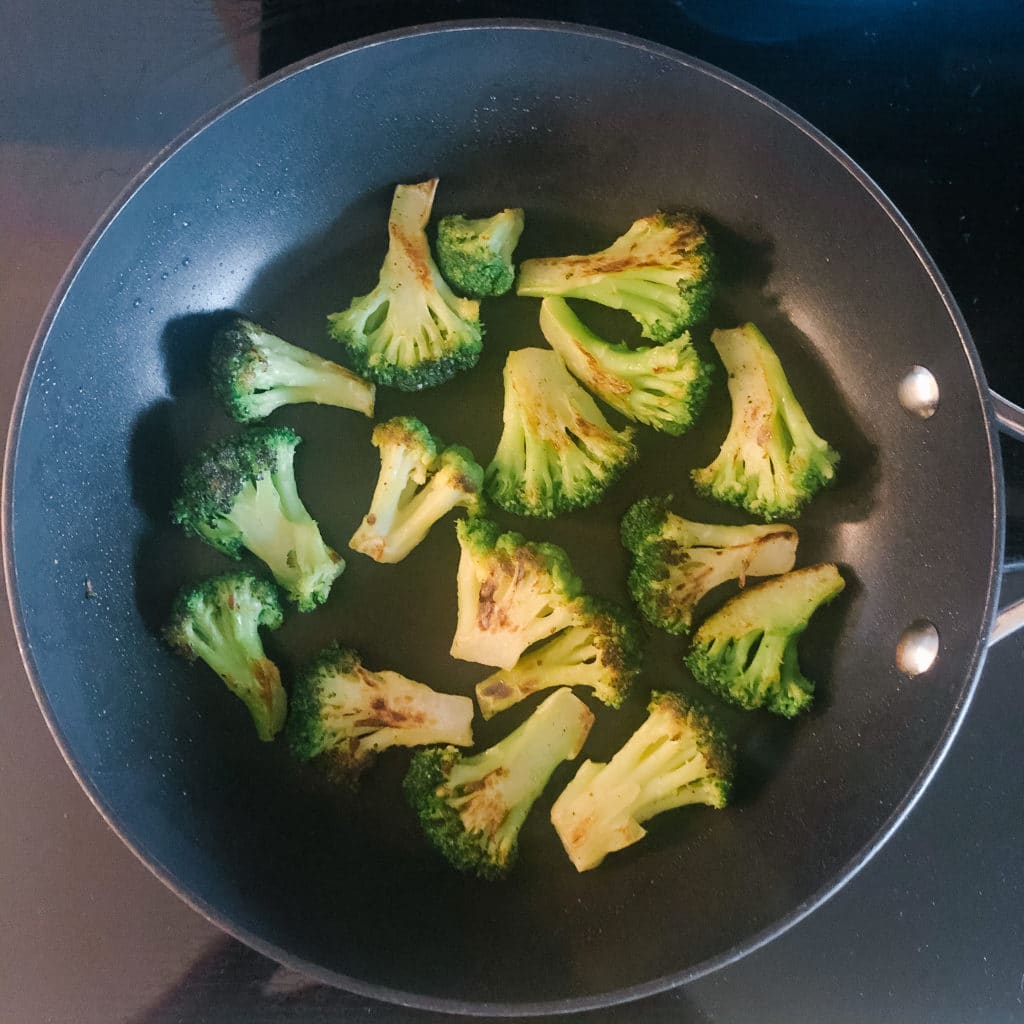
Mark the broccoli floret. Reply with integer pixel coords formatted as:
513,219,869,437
450,517,586,670
171,427,344,611
538,298,712,435
328,179,483,391
163,572,286,741
622,495,799,634
685,563,845,717
436,208,525,297
349,416,484,564
475,597,643,719
404,687,594,879
691,324,840,521
550,690,733,872
286,642,474,781
486,348,637,517
210,316,375,423
517,211,715,342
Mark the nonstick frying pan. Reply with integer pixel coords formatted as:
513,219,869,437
5,20,1024,1016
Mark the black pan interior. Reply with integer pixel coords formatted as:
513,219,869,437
6,24,999,1013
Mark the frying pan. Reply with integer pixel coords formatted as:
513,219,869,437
5,20,1024,1016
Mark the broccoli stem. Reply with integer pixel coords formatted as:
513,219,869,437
181,597,285,741
226,476,337,608
321,668,474,756
249,331,374,416
183,602,262,688
379,475,465,560
476,627,597,718
454,558,580,669
382,182,478,354
360,441,432,540
637,725,708,803
448,687,593,853
250,370,374,419
744,630,810,709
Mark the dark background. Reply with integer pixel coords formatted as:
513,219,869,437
1,1,1023,1021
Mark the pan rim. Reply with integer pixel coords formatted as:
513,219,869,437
1,17,1004,1017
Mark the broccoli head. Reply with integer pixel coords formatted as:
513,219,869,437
622,495,799,634
691,324,840,521
210,316,375,423
163,572,286,741
517,210,715,342
286,642,474,781
551,690,733,872
486,347,638,517
685,563,845,717
539,297,712,435
328,179,483,391
171,426,344,611
349,416,484,564
436,208,525,297
450,517,586,670
404,687,594,878
475,597,643,719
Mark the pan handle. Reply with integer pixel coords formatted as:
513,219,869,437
989,390,1024,645
991,390,1024,436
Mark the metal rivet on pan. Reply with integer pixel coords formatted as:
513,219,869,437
896,620,939,676
898,365,939,418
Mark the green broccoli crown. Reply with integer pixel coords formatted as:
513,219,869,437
518,210,715,342
405,687,594,879
436,208,526,298
171,426,299,547
171,427,344,611
456,516,584,596
485,347,638,518
685,563,845,717
286,641,474,782
163,571,286,742
620,495,681,597
371,414,439,460
285,642,359,763
622,495,696,636
538,298,712,435
582,596,646,702
451,517,587,670
327,179,484,392
403,746,499,877
351,416,485,564
474,594,643,718
620,494,672,554
210,316,375,423
550,689,733,872
435,444,486,502
622,495,799,634
209,318,265,421
454,513,503,555
691,324,840,521
165,571,284,642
